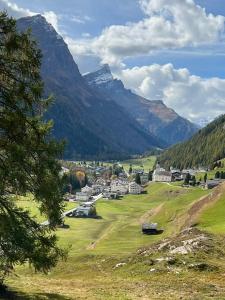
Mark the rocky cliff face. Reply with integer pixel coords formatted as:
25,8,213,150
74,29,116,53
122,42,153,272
17,15,164,159
84,65,198,146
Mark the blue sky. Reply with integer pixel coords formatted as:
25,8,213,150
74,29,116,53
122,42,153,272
1,0,225,124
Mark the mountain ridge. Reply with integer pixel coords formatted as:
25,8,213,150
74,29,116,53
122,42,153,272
17,15,164,160
159,114,225,169
84,65,199,146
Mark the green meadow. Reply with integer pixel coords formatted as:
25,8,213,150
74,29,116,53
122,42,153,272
118,155,156,172
198,189,225,234
15,183,209,257
6,182,224,299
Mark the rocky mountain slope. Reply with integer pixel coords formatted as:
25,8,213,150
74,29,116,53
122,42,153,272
84,65,198,146
159,114,225,169
17,15,164,160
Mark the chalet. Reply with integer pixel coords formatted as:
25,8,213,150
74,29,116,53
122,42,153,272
153,169,172,182
71,203,96,218
110,180,129,195
129,182,142,194
92,184,104,194
171,171,183,181
81,185,94,196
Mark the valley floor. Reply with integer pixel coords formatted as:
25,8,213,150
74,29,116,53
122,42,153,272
3,182,225,300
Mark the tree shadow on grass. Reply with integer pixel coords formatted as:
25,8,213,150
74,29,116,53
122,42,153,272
0,286,71,300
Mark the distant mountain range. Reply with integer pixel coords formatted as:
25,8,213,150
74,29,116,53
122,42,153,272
84,65,198,146
17,15,198,159
159,114,225,169
17,15,165,160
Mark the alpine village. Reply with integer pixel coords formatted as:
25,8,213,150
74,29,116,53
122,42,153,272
1,1,225,300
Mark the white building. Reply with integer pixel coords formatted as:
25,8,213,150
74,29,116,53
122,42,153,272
76,192,90,202
153,169,172,182
129,182,142,194
81,185,94,196
74,203,96,217
96,178,107,186
111,181,128,195
92,184,104,194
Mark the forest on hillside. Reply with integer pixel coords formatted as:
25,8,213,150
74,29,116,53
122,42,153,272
159,115,225,170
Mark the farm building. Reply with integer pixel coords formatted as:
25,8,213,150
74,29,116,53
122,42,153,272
129,182,142,194
71,203,97,218
142,223,158,234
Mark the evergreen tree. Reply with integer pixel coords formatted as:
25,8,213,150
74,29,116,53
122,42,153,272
0,12,65,284
84,173,88,186
191,176,196,186
184,173,191,185
135,173,141,185
159,115,225,170
129,164,132,175
64,173,80,191
215,171,220,179
148,170,153,181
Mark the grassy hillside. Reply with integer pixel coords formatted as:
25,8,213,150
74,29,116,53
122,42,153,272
118,155,156,172
73,155,156,173
6,183,225,299
159,114,225,169
198,186,225,233
15,184,208,256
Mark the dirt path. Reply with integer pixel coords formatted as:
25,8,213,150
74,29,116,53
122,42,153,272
139,203,164,224
181,182,225,230
86,220,118,250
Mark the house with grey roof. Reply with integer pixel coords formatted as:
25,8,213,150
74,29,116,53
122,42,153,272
153,169,172,182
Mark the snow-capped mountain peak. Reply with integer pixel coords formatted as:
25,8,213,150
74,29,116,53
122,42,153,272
85,64,113,86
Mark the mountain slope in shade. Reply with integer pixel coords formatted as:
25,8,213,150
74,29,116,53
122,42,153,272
84,65,198,146
159,115,225,169
17,15,165,159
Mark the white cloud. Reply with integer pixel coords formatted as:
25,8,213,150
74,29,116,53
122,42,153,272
71,15,92,24
0,0,35,17
43,11,60,32
0,0,60,32
116,64,225,124
68,0,225,66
